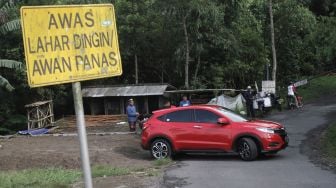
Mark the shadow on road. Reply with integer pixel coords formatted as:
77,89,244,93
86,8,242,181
172,152,285,162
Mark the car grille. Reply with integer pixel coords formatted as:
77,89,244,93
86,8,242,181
274,128,287,142
274,129,286,136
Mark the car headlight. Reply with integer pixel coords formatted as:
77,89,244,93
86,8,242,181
256,127,275,134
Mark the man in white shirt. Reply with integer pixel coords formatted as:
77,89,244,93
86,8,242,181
287,82,298,108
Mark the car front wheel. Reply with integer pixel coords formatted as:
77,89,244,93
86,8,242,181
150,139,172,159
238,138,258,161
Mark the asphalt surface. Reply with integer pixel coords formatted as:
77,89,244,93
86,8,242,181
161,100,336,188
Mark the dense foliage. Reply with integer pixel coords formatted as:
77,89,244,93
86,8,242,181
0,0,335,132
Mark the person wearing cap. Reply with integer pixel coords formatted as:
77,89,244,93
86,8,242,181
242,86,255,118
126,98,139,132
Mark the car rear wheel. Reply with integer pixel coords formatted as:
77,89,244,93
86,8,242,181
238,138,258,161
150,139,172,159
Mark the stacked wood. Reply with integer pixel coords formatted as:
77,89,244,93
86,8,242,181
59,115,127,128
25,100,54,130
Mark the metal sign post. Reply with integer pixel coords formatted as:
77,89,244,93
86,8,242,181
72,82,92,188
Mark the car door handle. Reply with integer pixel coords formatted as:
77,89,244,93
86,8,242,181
193,125,202,129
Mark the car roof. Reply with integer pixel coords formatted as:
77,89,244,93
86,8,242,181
152,105,222,114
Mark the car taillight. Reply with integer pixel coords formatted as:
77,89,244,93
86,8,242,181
143,122,149,130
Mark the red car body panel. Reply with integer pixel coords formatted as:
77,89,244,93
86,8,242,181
141,105,288,154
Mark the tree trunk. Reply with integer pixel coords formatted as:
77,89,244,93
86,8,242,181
135,54,138,84
193,55,201,87
183,16,190,89
269,0,277,88
161,62,164,83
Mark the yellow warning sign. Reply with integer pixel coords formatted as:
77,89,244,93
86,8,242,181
21,4,122,87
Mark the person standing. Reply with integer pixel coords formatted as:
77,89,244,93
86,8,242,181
179,96,191,107
242,86,255,118
287,82,298,108
162,100,177,109
126,99,139,132
163,100,172,109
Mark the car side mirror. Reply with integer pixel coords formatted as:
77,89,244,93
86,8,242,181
217,118,229,125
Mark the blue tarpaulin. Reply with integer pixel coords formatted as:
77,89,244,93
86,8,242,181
18,128,49,136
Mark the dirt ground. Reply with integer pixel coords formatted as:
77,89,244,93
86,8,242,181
0,133,161,187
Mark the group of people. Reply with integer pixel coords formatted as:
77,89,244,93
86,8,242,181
127,83,301,131
242,82,302,119
126,96,191,132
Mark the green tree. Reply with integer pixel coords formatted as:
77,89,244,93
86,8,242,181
0,0,22,91
272,0,317,83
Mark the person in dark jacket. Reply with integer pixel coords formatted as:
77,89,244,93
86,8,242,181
242,86,255,118
126,98,139,132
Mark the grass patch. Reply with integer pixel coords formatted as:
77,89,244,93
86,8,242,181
0,166,134,188
298,75,336,102
322,122,336,159
153,158,173,167
0,167,81,188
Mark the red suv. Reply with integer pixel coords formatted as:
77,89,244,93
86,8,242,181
141,105,288,161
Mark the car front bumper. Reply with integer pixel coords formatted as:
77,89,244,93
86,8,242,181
262,131,289,152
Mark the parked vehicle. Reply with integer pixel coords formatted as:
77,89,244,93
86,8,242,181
141,105,288,161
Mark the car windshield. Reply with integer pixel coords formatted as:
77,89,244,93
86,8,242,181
216,107,248,122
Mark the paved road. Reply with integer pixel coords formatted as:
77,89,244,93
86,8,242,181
161,100,336,188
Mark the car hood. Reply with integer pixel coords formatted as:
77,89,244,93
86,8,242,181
243,119,283,129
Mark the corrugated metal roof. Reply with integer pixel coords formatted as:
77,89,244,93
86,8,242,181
82,84,173,97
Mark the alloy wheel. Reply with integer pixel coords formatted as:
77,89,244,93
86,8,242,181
151,141,169,159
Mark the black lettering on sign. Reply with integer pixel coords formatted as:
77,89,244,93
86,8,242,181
101,53,108,66
74,13,83,28
73,34,81,49
85,12,94,27
72,32,112,49
109,52,118,66
28,38,36,53
32,57,72,76
62,56,72,72
83,55,92,70
61,35,70,50
48,11,95,29
36,37,45,53
53,58,62,74
54,36,62,51
75,55,83,71
58,13,73,29
101,53,109,67
74,53,119,71
48,14,58,29
32,36,70,53
32,59,42,76
44,36,52,53
39,58,53,75
91,53,100,68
